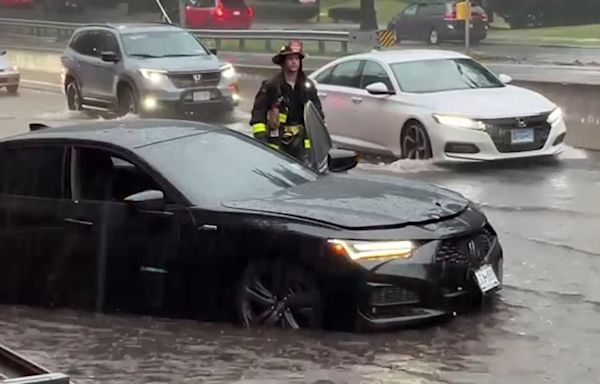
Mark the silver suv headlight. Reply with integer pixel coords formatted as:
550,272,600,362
139,68,167,84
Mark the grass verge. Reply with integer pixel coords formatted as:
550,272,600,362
488,24,600,47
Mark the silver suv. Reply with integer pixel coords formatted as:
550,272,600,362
60,23,239,117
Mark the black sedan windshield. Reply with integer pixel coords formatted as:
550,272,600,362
391,58,504,93
138,131,319,204
121,31,209,58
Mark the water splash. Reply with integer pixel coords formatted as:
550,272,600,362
359,159,445,174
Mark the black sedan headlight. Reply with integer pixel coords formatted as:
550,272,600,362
328,239,415,261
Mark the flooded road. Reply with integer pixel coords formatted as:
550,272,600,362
1,89,599,383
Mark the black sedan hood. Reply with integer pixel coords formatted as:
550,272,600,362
221,172,469,230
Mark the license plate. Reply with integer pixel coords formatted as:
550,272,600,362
474,264,500,293
233,10,240,15
192,91,209,102
511,128,534,144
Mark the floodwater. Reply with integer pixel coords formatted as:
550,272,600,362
1,89,599,384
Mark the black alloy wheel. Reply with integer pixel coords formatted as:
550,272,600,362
401,121,433,160
237,259,322,330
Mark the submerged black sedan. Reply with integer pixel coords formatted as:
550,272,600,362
0,108,503,332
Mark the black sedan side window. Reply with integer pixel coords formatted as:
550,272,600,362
72,147,167,203
0,145,66,198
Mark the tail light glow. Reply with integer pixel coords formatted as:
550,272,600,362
444,11,457,20
215,1,224,17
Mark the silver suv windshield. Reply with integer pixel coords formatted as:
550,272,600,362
120,30,209,58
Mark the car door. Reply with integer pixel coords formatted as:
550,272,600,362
312,59,365,147
394,3,419,40
349,59,402,153
71,29,112,103
61,145,193,314
93,30,121,101
0,143,71,306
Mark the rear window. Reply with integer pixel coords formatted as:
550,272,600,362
187,0,215,7
221,0,247,6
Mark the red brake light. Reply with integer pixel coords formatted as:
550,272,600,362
215,1,224,16
247,6,253,17
444,10,456,20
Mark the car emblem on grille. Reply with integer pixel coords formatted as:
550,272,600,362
193,74,202,83
516,117,527,128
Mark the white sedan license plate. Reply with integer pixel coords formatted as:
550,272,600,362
193,91,210,102
474,264,500,293
511,128,534,144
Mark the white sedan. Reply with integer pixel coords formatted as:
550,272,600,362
309,49,567,162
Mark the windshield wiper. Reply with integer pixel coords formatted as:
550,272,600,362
129,53,162,58
455,62,478,89
160,53,204,57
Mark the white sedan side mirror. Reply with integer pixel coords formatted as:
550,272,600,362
366,82,394,95
498,74,513,84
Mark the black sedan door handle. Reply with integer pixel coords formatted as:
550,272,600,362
64,218,94,227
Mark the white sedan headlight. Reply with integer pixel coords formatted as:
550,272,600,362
139,68,167,84
547,107,563,124
328,239,415,261
433,114,486,130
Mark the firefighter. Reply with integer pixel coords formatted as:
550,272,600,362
249,40,325,165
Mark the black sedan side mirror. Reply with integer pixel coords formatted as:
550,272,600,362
101,51,119,63
124,190,165,211
209,48,218,55
0,51,6,56
328,148,358,172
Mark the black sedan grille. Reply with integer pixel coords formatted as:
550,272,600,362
370,286,419,306
481,113,551,153
435,225,496,266
167,71,221,89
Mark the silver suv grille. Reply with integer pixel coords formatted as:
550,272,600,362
167,71,221,89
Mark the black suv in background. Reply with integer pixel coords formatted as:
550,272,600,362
388,1,489,45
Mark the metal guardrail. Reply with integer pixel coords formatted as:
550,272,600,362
0,342,70,383
0,18,351,54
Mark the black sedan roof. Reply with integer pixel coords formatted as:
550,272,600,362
0,119,226,150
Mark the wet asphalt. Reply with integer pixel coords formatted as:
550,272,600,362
0,88,599,383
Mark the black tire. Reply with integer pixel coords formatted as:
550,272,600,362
65,80,82,111
236,258,322,330
116,85,138,116
6,85,18,95
428,28,440,45
401,120,433,160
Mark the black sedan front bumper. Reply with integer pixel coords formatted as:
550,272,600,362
354,224,503,331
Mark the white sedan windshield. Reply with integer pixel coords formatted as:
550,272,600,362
391,58,504,93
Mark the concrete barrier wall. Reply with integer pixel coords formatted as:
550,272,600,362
6,49,63,74
512,81,600,151
5,48,600,151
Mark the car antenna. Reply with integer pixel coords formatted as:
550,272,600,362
29,123,50,131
